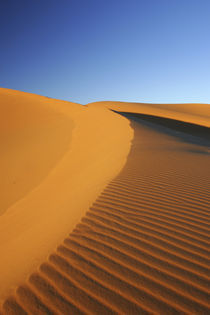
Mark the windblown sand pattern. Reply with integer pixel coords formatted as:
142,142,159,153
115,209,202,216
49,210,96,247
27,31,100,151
1,114,210,314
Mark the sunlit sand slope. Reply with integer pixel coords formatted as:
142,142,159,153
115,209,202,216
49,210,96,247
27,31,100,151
0,89,132,302
2,113,210,314
0,88,75,215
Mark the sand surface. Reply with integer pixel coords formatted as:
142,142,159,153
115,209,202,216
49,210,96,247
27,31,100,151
0,89,210,314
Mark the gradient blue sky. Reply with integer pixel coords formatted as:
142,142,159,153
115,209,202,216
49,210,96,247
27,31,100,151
1,0,210,104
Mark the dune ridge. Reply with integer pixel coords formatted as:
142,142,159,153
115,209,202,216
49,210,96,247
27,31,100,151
1,103,210,314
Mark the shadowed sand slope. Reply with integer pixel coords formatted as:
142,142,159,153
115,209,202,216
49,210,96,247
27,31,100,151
2,113,210,314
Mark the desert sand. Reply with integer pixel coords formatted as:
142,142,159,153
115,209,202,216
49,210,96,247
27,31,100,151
0,88,210,314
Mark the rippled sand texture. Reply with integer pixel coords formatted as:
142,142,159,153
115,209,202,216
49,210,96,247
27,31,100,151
2,112,210,314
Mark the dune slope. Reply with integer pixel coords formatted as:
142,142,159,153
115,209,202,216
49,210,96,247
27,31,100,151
0,88,75,215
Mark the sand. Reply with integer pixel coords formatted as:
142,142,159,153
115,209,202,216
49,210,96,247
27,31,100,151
0,88,210,314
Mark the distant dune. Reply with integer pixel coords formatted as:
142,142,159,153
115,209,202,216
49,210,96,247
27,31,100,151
0,88,210,314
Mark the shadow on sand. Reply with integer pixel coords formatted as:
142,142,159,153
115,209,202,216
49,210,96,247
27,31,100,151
114,111,210,154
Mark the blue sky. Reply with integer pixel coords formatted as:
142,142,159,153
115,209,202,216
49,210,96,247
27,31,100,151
1,0,210,104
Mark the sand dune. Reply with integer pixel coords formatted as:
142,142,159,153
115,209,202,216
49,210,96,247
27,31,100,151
0,88,132,302
0,89,210,314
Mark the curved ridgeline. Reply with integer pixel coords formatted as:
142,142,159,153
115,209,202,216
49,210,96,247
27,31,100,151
2,114,210,314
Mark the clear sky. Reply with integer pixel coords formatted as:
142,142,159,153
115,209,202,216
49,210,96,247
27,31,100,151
1,0,210,104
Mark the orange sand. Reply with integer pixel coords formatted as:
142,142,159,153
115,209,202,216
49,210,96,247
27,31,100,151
0,88,210,314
